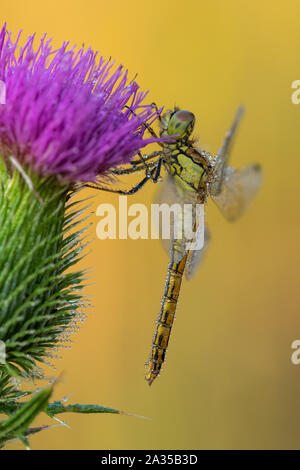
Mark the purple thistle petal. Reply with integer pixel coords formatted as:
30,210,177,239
0,24,162,183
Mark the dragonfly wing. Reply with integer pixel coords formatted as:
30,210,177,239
210,106,245,196
210,164,262,222
154,175,201,263
185,225,210,280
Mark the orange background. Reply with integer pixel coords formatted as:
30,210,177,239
4,0,300,450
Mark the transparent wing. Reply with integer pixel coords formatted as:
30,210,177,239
154,175,204,263
210,106,245,196
185,225,210,280
210,164,262,222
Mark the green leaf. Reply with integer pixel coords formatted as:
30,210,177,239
0,385,53,446
0,425,49,449
46,401,120,417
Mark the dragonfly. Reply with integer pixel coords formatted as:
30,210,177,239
86,104,262,385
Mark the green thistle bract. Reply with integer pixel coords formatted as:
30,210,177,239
0,160,85,379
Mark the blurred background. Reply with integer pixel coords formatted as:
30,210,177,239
4,0,300,450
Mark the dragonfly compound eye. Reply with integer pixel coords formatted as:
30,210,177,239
167,110,195,139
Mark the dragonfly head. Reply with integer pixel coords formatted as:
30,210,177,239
165,109,195,141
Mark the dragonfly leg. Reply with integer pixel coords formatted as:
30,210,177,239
135,150,159,178
129,150,162,165
136,154,163,183
124,105,160,140
111,161,157,176
150,102,162,123
111,150,163,176
152,157,163,182
84,166,158,195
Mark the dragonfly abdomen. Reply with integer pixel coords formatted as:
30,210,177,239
145,254,187,385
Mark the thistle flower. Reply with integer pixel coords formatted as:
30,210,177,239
0,24,161,447
0,23,159,183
